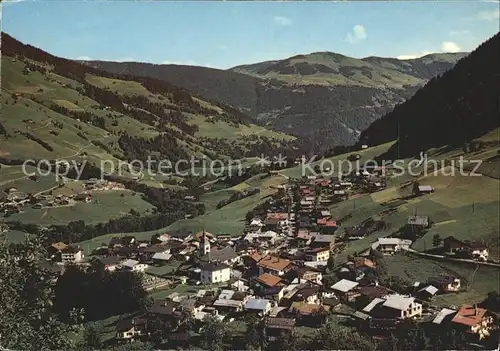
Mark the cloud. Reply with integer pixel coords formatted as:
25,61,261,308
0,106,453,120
396,51,432,60
116,57,134,62
441,41,461,53
273,16,293,26
345,25,367,44
218,45,228,51
76,56,92,61
474,9,500,21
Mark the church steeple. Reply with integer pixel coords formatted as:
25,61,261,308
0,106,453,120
200,230,211,258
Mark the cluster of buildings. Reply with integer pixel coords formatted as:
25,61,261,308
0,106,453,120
39,169,495,346
0,179,125,215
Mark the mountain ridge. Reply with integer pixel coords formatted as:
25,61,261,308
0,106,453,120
85,51,466,150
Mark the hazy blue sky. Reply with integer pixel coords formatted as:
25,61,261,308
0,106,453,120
2,0,499,69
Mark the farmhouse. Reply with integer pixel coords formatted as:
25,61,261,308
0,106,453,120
451,304,495,340
257,255,292,276
304,247,330,262
428,275,461,293
374,238,412,255
406,215,430,232
60,245,84,264
380,294,423,319
115,317,147,341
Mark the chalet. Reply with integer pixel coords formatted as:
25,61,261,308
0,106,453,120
451,304,494,340
60,245,84,264
109,236,136,248
310,234,335,249
374,238,412,255
121,259,148,272
148,299,189,329
331,279,359,302
344,226,367,240
264,317,296,341
406,215,430,232
115,316,147,341
469,242,489,261
255,273,282,288
294,267,323,285
318,220,337,234
97,255,123,271
428,275,461,293
257,256,292,276
200,262,231,284
244,298,272,316
380,294,422,319
304,247,330,262
443,236,465,254
152,251,173,264
293,283,321,304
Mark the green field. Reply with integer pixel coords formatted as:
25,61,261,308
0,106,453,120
384,254,499,307
7,190,154,226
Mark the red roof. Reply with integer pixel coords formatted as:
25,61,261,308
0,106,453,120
325,220,337,227
452,305,488,327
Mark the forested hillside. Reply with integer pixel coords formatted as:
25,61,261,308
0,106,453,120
359,32,500,158
1,32,301,167
86,52,466,151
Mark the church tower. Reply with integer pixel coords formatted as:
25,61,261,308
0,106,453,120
200,231,211,257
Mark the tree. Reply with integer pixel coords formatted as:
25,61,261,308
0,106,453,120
0,237,79,350
309,321,375,351
432,234,443,248
244,315,264,350
80,322,103,350
326,255,335,271
266,330,298,351
199,315,229,351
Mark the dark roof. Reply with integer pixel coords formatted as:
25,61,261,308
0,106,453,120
428,275,457,284
295,284,320,299
323,297,340,307
97,255,122,266
149,299,179,315
264,317,296,330
358,285,393,299
138,245,168,254
200,262,231,272
345,226,367,237
116,317,147,332
201,246,238,263
61,245,81,253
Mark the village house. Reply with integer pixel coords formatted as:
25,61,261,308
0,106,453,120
200,262,231,284
244,298,272,316
264,317,296,342
115,316,148,341
344,226,367,240
413,184,434,196
74,193,92,203
293,283,321,304
60,245,84,264
469,242,489,261
289,302,330,326
294,267,323,285
257,255,292,276
427,275,461,293
310,234,335,250
331,279,359,302
451,304,495,340
255,273,282,289
373,238,412,255
379,294,422,319
432,308,457,326
406,215,430,234
121,259,148,272
304,247,330,262
96,255,123,271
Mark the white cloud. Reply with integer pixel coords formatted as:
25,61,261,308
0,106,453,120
162,59,208,67
76,56,92,61
345,25,367,44
273,16,293,26
116,57,134,62
474,9,500,21
441,41,461,53
396,51,432,60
